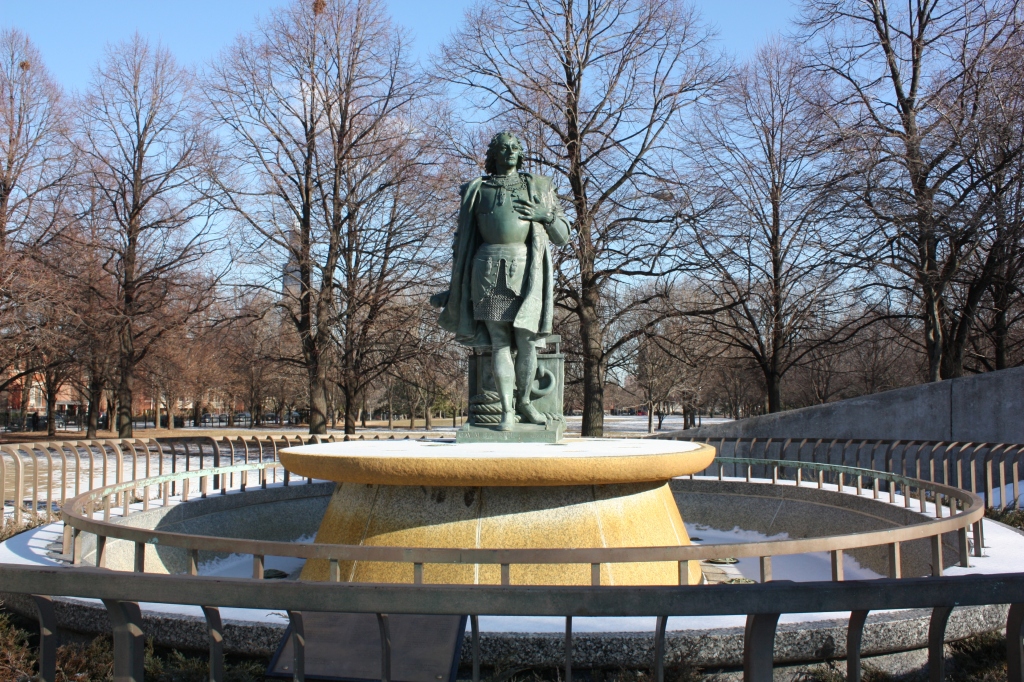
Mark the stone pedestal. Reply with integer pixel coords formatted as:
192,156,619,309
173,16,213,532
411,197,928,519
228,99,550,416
459,335,565,443
279,439,716,586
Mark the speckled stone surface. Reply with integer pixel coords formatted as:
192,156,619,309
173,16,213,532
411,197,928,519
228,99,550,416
279,439,716,487
0,592,287,657
77,482,334,572
453,604,1008,668
1,592,1005,668
300,481,702,585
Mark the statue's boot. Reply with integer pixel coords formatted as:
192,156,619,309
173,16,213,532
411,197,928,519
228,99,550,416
498,411,515,431
517,401,546,425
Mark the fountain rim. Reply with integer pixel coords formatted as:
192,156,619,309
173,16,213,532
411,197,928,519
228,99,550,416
277,438,716,486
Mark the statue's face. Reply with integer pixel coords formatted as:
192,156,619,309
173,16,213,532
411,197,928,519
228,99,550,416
492,135,522,171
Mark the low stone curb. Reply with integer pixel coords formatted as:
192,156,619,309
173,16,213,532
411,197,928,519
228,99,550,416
0,592,1007,669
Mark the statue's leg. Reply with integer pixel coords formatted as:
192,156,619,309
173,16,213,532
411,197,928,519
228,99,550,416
513,328,545,424
485,321,516,431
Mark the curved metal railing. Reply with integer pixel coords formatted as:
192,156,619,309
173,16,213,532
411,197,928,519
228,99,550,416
0,435,1017,682
0,433,368,526
660,435,1024,510
59,457,984,585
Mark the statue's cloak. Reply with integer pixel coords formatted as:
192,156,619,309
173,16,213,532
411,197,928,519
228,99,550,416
438,173,568,348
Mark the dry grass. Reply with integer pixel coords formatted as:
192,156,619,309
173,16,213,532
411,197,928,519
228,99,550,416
0,514,47,543
0,611,35,682
0,605,268,682
986,506,1024,531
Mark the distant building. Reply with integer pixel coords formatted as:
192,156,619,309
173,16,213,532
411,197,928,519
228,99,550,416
282,220,302,303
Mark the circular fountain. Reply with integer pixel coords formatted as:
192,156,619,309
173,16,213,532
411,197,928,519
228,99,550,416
279,439,715,585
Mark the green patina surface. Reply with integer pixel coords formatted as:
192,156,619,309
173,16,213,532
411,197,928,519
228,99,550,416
432,132,569,443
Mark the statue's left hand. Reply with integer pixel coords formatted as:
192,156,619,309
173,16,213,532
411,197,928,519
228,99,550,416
513,196,554,224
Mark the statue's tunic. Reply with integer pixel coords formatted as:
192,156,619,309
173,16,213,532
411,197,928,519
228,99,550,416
439,172,570,347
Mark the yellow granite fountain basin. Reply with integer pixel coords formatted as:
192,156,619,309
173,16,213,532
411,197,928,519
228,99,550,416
279,439,715,586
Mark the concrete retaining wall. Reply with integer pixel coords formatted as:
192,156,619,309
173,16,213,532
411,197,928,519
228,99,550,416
678,366,1024,443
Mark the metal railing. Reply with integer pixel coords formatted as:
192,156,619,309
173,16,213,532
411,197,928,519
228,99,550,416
60,457,984,584
0,435,1021,681
5,435,1021,529
0,564,1022,682
0,433,386,526
662,436,1024,509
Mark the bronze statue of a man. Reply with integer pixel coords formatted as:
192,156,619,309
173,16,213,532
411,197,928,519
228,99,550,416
435,132,570,431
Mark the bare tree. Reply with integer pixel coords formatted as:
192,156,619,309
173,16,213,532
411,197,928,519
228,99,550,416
74,34,218,436
800,0,1021,381
436,0,723,436
680,41,865,412
0,30,71,406
0,28,69,251
208,0,437,435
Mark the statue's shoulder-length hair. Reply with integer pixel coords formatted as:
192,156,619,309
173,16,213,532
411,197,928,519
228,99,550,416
484,132,525,175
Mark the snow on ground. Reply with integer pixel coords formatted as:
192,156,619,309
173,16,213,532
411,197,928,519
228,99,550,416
3,474,1021,634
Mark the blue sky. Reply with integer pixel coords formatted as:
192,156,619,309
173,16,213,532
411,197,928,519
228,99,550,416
0,0,797,91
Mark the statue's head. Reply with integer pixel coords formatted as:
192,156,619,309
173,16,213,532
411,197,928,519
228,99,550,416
484,132,525,175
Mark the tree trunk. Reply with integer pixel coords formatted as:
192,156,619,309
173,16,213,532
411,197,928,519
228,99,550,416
578,303,605,437
86,374,103,439
647,401,653,434
308,364,328,434
343,384,357,435
167,394,177,431
387,391,394,430
425,400,432,431
766,371,782,414
21,371,32,426
45,372,58,437
361,392,368,429
994,299,1008,370
116,364,133,438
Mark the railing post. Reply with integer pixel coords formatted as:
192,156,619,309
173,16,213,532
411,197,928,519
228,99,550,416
653,615,668,682
72,527,82,565
973,519,985,557
329,559,341,582
847,610,868,682
62,523,72,556
742,612,780,682
189,549,199,576
931,535,944,576
103,600,145,682
759,556,772,583
96,534,107,568
287,611,304,682
1007,603,1024,682
888,542,901,579
376,613,392,682
958,527,970,568
564,616,573,682
201,606,224,682
253,554,264,580
470,615,481,682
928,605,953,682
32,595,57,682
831,549,844,581
134,541,145,573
